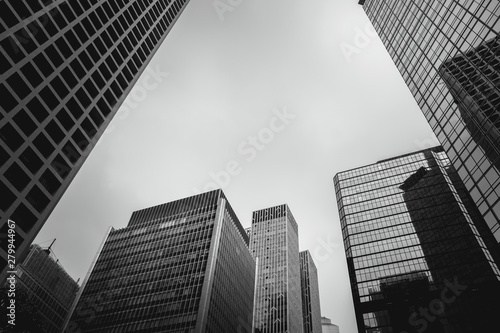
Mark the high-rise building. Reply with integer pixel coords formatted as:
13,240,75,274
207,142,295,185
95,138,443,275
357,0,500,241
299,250,322,333
439,36,500,173
0,0,191,279
64,190,256,332
321,317,339,333
249,204,303,333
334,146,500,333
10,243,79,333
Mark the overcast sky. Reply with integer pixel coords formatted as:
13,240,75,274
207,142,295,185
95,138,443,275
34,1,439,332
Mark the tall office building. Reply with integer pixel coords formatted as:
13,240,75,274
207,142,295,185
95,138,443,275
64,190,255,332
321,317,339,333
334,147,500,333
0,0,190,278
299,250,322,333
357,0,500,241
249,204,303,333
11,243,79,333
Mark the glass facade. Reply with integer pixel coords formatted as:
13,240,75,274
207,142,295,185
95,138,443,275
0,0,191,279
299,250,322,333
65,190,255,332
334,146,500,333
359,0,500,242
13,244,79,333
250,204,303,333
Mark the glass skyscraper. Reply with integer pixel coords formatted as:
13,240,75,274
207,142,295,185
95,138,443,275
357,0,500,241
10,243,79,333
0,0,190,279
334,146,500,333
299,250,322,333
249,204,303,333
64,190,256,332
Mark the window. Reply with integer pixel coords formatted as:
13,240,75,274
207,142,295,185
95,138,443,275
45,119,65,145
26,185,50,213
72,128,90,151
55,36,73,58
5,162,30,191
26,96,49,123
56,108,75,131
66,97,84,120
40,169,62,195
50,76,70,100
0,181,16,211
44,45,64,68
70,57,86,79
20,147,44,174
6,72,30,99
60,67,78,90
11,203,37,232
13,109,37,137
21,61,43,89
39,86,59,110
0,123,23,152
14,27,37,54
34,132,55,158
62,140,81,163
51,154,71,179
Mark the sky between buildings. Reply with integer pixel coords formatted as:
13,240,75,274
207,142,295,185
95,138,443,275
34,1,439,332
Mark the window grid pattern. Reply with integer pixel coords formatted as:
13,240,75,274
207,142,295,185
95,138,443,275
299,250,322,333
0,0,190,278
249,204,303,333
334,146,500,333
361,0,500,241
68,190,254,332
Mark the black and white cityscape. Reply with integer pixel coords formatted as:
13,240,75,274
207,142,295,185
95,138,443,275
1,0,499,332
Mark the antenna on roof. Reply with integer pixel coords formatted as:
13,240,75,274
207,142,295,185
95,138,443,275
44,238,56,255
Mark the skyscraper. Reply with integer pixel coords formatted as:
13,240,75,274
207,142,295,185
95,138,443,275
357,0,500,241
64,190,256,332
249,204,303,333
334,146,500,333
9,243,79,333
321,317,339,333
0,0,190,279
299,250,322,333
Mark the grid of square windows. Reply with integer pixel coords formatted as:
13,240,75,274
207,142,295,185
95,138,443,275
0,0,191,276
362,0,500,243
334,146,500,333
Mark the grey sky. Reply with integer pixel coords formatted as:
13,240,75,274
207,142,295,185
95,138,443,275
34,1,438,332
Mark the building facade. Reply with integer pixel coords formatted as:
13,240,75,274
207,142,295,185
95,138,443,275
334,147,500,333
321,317,339,333
299,250,322,333
13,243,79,333
0,0,191,279
64,190,255,333
357,0,500,241
249,204,303,333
